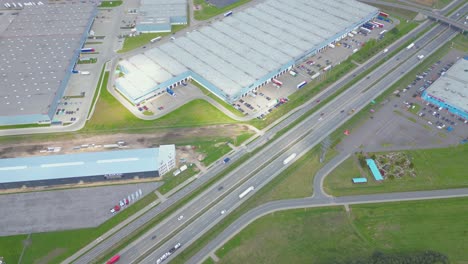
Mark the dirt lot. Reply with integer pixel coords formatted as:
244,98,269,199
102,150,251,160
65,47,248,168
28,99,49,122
0,124,253,159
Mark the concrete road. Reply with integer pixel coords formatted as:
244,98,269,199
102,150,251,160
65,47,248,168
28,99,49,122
190,187,468,263
138,6,467,263
68,2,467,263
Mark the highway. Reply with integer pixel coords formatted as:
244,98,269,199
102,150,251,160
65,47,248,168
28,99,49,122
360,0,468,31
135,6,466,264
190,187,468,263
68,2,467,263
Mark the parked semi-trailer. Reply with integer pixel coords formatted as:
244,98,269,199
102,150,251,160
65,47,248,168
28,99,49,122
272,78,283,86
80,48,95,52
283,153,297,165
379,11,389,18
296,81,307,89
239,186,255,199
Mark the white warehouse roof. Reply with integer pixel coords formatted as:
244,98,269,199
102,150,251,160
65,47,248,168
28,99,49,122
117,0,378,102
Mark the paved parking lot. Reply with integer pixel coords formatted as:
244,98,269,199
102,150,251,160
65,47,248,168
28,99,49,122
337,50,467,153
129,18,395,120
232,19,395,119
0,182,161,236
393,49,468,138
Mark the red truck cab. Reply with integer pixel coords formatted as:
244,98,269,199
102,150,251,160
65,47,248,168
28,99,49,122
106,254,120,264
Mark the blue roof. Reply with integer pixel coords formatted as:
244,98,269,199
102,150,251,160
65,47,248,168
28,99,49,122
366,159,384,181
352,177,368,183
0,148,159,183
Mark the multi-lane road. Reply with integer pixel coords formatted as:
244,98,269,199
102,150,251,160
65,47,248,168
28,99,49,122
117,5,468,264
190,187,468,263
67,1,468,263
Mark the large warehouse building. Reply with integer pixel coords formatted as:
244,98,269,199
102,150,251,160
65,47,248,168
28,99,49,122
422,57,468,120
136,0,187,33
116,0,379,104
0,0,97,125
0,145,176,189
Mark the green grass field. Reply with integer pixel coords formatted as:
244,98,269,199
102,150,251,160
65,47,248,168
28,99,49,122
196,140,232,166
325,145,468,196
159,165,199,194
118,25,186,53
191,80,245,118
0,191,158,264
216,197,468,263
98,1,122,7
193,0,251,20
84,76,236,132
170,147,337,264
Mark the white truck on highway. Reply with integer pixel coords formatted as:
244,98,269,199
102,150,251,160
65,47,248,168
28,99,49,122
283,153,297,165
239,186,255,199
406,43,415,50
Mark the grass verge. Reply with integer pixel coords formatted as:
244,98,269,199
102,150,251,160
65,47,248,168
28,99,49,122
118,25,186,53
324,145,468,196
170,146,337,263
191,81,244,118
215,197,468,263
193,0,251,20
159,165,199,195
98,1,122,7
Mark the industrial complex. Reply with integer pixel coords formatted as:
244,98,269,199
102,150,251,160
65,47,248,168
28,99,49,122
0,145,176,189
115,0,379,105
136,0,188,33
422,57,468,120
0,0,97,125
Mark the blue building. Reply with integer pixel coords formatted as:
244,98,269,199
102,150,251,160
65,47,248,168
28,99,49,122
136,0,187,33
422,57,468,121
0,145,176,189
116,0,379,105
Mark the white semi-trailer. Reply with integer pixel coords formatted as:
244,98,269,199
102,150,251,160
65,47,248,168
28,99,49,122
283,153,297,165
239,186,255,199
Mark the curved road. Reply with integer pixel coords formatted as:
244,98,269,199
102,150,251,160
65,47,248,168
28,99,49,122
139,8,465,264
67,1,466,263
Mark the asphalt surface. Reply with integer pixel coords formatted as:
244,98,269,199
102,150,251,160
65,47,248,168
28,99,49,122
360,0,468,31
136,11,464,264
69,2,467,263
190,187,468,263
0,182,160,236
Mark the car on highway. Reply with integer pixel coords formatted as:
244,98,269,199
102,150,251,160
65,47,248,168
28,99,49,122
177,215,184,221
119,200,125,207
223,157,230,164
110,208,116,214
221,210,226,215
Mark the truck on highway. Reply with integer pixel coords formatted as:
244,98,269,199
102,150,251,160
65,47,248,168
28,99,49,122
406,43,415,50
150,36,162,43
106,254,120,264
239,186,255,199
224,10,233,17
80,71,90,75
283,153,297,165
